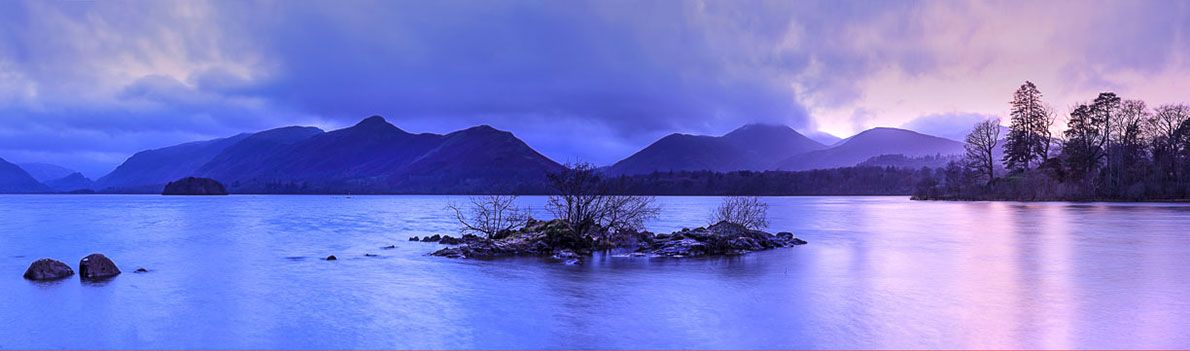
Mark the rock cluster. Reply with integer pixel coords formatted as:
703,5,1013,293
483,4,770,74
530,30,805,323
24,254,128,281
431,219,806,263
411,234,465,244
639,222,807,257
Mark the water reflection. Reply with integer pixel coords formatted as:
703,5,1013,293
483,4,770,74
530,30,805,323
0,195,1188,348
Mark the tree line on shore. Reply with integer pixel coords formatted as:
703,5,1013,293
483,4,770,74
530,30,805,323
915,81,1190,201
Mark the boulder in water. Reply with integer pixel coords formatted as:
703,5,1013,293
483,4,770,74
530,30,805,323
325,255,338,261
79,254,121,280
162,177,228,195
23,258,74,281
551,249,582,265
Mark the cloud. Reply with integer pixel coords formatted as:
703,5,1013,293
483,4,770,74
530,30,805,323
0,0,1187,176
901,113,1000,141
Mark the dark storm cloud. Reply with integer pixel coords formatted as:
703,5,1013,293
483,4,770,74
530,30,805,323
229,1,814,133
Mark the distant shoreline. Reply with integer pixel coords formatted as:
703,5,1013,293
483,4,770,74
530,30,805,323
3,192,912,197
911,195,1190,203
9,192,1190,204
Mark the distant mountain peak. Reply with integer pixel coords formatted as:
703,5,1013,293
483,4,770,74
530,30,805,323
18,162,79,182
860,127,927,135
45,172,95,192
803,130,843,146
841,127,960,144
723,123,802,139
357,115,388,125
773,126,965,171
607,123,825,175
462,124,500,133
345,115,411,136
733,122,792,131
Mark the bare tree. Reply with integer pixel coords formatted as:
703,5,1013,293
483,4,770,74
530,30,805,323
1039,104,1057,161
1116,99,1150,144
546,162,660,235
597,194,661,233
1148,104,1190,142
964,118,1001,185
709,196,769,230
448,195,527,238
1147,104,1190,180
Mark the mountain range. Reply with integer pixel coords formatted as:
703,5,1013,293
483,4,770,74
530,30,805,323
16,162,96,192
93,116,563,194
2,116,969,194
608,125,964,175
773,127,965,171
607,124,827,175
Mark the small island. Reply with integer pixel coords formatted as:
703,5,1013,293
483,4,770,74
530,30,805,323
428,165,806,264
162,177,229,195
431,219,806,264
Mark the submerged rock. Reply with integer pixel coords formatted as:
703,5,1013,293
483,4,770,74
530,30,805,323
79,254,121,280
134,267,149,273
325,255,338,261
382,245,397,249
433,247,467,259
162,177,228,195
551,249,582,265
421,234,442,242
408,236,420,241
23,258,74,281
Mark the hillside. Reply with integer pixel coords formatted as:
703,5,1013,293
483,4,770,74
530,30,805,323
774,127,965,171
608,124,825,175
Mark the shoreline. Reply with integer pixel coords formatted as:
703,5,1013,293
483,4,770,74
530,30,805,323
9,192,1190,204
911,195,1190,203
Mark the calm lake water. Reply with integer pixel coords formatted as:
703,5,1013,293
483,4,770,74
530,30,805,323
1,195,1188,349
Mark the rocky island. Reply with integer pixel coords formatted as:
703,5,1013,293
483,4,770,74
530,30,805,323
430,165,805,264
431,218,806,264
162,177,229,195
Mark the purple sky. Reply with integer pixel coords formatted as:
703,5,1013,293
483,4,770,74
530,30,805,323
1,1,1188,177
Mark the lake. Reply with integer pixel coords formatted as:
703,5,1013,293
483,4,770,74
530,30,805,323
1,195,1188,349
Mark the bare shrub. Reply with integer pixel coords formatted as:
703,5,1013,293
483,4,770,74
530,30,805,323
448,195,527,239
546,162,660,235
709,196,769,230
